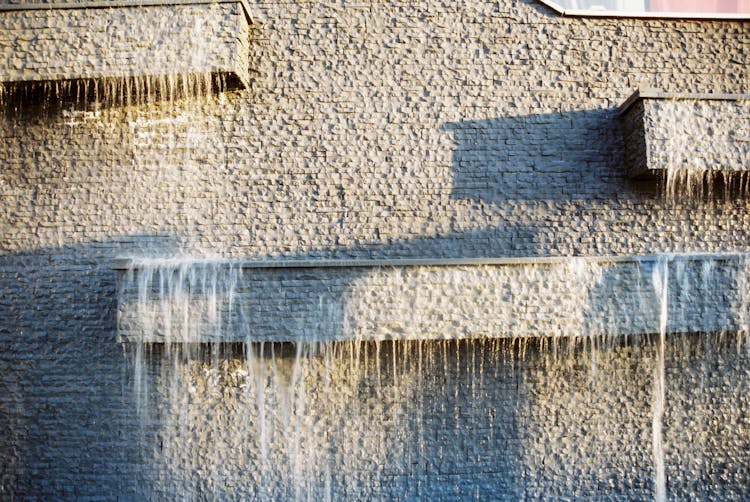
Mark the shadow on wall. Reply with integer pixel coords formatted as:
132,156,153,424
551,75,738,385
442,108,629,203
0,236,533,498
5,236,750,499
0,235,182,498
296,226,542,260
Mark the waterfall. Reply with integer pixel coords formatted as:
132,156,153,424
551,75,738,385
659,99,750,203
650,256,668,502
118,254,750,499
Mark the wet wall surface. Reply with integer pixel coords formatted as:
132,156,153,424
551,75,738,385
1,0,750,498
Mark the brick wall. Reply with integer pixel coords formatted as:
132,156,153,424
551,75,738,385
621,93,750,179
1,0,749,498
0,2,249,87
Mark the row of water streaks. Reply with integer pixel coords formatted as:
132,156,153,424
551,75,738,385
664,168,750,204
1,72,227,113
120,254,750,499
660,98,750,203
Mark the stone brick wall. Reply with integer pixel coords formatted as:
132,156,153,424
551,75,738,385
1,0,750,498
621,93,750,179
0,1,249,88
117,255,750,343
2,1,750,260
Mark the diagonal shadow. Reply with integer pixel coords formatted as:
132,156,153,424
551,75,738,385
442,108,627,203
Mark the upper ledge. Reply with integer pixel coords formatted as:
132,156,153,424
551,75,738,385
618,90,750,181
0,0,253,22
1,0,252,93
619,89,750,116
111,253,747,271
537,0,750,20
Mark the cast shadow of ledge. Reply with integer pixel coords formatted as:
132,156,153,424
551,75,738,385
0,234,183,498
442,108,631,203
0,232,546,498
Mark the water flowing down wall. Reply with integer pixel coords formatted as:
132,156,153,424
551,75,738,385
116,254,750,344
114,254,750,499
0,0,251,98
130,336,747,500
2,0,750,499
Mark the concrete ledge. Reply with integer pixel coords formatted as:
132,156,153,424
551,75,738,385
619,90,750,180
0,0,250,95
110,252,749,270
618,90,750,117
115,253,750,343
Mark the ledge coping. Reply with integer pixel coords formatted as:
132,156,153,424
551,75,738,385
618,89,750,116
111,252,747,271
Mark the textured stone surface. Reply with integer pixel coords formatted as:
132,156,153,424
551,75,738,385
0,2,250,88
2,2,750,259
1,0,750,498
119,336,749,500
117,255,750,343
621,94,750,179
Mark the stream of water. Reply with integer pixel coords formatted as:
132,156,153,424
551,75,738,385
119,254,750,499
